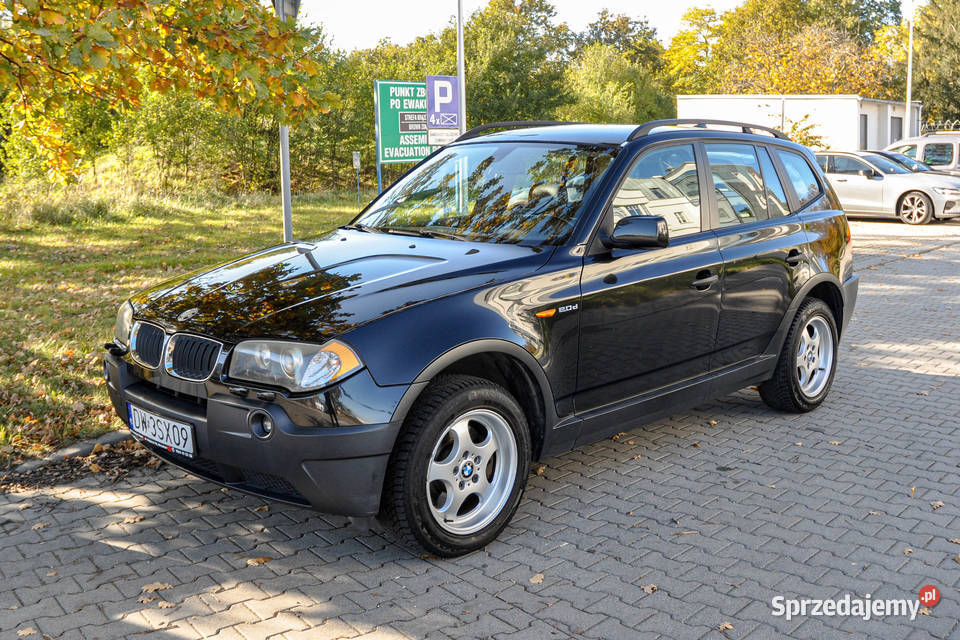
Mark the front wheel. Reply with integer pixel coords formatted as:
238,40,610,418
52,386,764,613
899,191,934,225
380,375,531,556
760,298,839,412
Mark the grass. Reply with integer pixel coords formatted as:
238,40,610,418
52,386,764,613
0,182,370,466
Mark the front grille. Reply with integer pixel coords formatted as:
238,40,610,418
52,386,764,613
165,334,222,381
131,322,164,368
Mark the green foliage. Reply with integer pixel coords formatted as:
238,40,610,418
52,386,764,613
557,44,673,124
916,0,960,120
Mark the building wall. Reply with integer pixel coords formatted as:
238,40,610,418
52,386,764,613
676,95,922,151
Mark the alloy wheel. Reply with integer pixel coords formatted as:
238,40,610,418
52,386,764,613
426,408,518,535
795,316,834,398
900,194,928,223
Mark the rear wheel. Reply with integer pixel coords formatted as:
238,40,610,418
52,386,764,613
899,191,933,225
380,375,531,556
760,298,838,412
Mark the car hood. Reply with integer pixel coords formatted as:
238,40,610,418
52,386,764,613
890,172,960,189
129,228,552,344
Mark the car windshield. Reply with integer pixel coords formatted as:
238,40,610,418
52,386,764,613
888,153,933,172
353,142,617,246
862,154,911,174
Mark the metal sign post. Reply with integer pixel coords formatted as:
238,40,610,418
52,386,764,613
457,0,466,135
273,0,300,242
353,151,362,210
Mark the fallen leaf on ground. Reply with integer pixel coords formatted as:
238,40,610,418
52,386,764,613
46,571,57,577
910,486,916,498
31,523,48,530
534,465,546,476
869,510,883,516
954,554,960,564
91,443,105,454
146,457,163,469
17,628,37,637
626,440,635,445
642,584,658,594
123,515,144,524
919,607,931,615
828,441,842,446
931,501,945,510
673,531,699,536
246,557,273,566
529,573,544,585
141,582,173,593
633,455,642,460
708,420,718,426
18,503,31,510
948,538,960,545
904,548,913,555
611,432,627,441
138,595,157,604
88,463,101,473
691,443,701,448
718,622,734,631
253,505,269,512
157,601,175,609
794,442,802,446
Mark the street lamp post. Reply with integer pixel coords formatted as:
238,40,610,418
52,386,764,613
456,0,466,135
905,1,915,138
273,0,301,243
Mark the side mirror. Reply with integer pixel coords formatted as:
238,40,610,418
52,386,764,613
857,168,877,178
605,215,669,250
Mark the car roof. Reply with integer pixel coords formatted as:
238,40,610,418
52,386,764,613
893,134,960,144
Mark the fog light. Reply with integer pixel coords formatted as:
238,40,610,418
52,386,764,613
248,410,276,439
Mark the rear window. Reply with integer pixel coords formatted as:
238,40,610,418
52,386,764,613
923,143,955,165
775,149,822,208
891,144,917,159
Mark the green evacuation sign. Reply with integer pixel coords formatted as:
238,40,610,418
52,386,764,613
375,80,437,165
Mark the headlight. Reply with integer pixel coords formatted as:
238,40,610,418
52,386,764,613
228,339,363,392
114,302,134,347
933,187,960,197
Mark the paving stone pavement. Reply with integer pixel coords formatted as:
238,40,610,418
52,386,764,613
3,219,960,640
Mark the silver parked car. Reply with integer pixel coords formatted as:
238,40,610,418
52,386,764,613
884,132,960,177
815,151,960,225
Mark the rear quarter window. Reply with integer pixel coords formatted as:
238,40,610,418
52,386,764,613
922,143,956,165
775,149,822,209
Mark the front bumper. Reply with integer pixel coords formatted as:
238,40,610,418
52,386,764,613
104,352,410,516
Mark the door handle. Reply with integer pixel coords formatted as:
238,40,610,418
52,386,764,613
835,178,848,182
690,271,719,291
786,250,804,266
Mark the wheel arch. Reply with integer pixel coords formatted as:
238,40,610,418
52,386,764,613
767,274,845,359
391,339,558,460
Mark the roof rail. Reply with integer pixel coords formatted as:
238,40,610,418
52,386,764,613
454,121,576,142
628,118,790,141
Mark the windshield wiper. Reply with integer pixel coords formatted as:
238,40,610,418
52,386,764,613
382,227,468,242
339,223,384,233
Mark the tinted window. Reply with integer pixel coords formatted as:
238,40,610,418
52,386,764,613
706,143,767,226
923,143,955,165
832,155,872,175
758,147,790,217
357,142,616,245
612,144,701,238
892,144,918,159
775,149,822,208
815,155,828,170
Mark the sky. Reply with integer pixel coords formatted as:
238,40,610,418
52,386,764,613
297,0,745,52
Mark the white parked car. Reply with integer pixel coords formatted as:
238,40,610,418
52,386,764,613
815,151,960,225
885,132,960,177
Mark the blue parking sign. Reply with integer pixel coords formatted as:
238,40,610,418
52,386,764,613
426,75,460,145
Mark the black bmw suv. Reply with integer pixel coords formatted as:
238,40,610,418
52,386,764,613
105,119,858,556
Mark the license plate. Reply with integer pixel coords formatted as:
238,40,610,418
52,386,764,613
127,403,195,458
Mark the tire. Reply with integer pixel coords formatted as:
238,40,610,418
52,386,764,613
759,298,839,413
380,375,531,557
898,191,934,225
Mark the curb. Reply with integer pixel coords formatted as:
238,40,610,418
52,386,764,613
11,430,132,474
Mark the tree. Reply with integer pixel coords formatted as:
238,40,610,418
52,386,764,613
0,0,337,179
575,10,664,71
557,43,672,124
664,8,720,94
915,0,960,120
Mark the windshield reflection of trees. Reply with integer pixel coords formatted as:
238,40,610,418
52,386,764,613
360,144,615,245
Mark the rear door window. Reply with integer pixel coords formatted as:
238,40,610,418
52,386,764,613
923,143,955,165
832,156,873,175
775,149,822,209
706,143,767,226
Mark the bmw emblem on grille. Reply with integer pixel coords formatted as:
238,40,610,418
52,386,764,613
177,308,200,322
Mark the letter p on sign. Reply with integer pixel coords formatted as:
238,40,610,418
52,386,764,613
433,80,453,110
